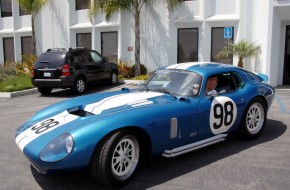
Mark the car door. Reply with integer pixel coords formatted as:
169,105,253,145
76,50,99,82
90,51,110,79
197,72,246,139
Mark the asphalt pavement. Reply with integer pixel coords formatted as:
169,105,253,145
0,84,289,190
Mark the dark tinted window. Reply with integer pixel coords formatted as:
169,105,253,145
211,27,234,64
178,28,198,63
3,37,14,62
76,0,90,10
76,33,91,49
101,32,118,61
21,36,33,56
1,0,12,17
35,51,67,68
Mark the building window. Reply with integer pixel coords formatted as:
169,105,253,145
3,37,15,62
76,33,91,49
101,32,118,61
76,0,90,10
21,36,33,56
178,28,198,63
211,27,234,64
19,6,29,16
1,0,12,17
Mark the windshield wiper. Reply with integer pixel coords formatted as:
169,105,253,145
154,88,177,99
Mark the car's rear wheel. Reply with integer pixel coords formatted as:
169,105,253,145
38,87,52,95
72,77,86,94
109,71,118,85
90,130,140,187
239,97,267,139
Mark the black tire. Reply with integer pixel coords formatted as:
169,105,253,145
90,130,140,187
72,77,86,95
239,97,267,139
109,71,118,85
38,87,52,95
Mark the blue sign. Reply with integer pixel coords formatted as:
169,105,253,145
224,27,233,39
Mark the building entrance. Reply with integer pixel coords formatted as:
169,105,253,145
283,25,290,85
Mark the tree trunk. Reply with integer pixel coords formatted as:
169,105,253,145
238,57,243,68
31,16,36,56
134,3,141,76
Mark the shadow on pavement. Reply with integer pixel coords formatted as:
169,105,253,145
31,119,287,190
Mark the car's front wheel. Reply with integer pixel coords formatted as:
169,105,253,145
38,87,52,95
90,130,140,187
72,77,86,94
239,97,267,139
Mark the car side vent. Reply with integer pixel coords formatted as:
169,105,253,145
67,106,94,117
69,110,94,117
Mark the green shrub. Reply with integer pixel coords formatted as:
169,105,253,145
0,62,17,82
16,54,37,76
117,60,134,78
131,64,147,75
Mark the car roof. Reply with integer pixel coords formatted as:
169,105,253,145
165,62,243,77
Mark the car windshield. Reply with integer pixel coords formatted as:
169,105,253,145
146,69,202,97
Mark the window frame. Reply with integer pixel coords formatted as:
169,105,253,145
76,33,92,50
177,28,199,63
75,0,90,10
1,0,12,17
211,27,234,64
3,37,15,62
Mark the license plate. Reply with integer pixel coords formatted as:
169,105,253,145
44,72,51,77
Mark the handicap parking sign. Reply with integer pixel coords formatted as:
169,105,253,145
224,27,233,39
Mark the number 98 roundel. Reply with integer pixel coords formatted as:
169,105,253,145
209,96,237,135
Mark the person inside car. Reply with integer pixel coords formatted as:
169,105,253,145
205,75,218,95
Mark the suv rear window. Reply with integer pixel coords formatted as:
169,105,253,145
35,51,68,68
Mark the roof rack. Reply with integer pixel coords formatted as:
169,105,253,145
46,48,67,52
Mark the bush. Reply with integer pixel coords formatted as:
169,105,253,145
16,54,37,76
131,64,147,75
0,61,17,82
117,60,134,78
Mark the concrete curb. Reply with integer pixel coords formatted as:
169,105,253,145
0,88,39,98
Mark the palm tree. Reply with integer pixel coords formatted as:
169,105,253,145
216,40,261,68
17,0,49,55
89,0,183,76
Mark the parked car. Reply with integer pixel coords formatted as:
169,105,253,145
31,48,119,95
16,62,275,187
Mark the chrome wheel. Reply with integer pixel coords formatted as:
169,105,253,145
246,102,265,135
110,72,118,85
111,135,139,180
76,79,85,93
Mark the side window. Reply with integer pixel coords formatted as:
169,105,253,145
215,72,239,94
90,51,103,62
79,51,92,62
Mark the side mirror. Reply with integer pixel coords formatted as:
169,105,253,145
207,90,218,97
138,82,146,90
103,57,108,62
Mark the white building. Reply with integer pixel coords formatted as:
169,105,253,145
0,0,289,87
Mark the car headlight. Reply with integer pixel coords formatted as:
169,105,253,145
39,133,74,162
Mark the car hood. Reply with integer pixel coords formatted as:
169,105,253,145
15,90,181,152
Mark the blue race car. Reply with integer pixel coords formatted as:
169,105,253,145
15,62,275,187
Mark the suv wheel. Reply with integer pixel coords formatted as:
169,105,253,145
109,71,118,85
38,87,52,95
72,77,86,95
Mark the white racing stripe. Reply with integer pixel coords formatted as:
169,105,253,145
16,111,79,152
84,92,163,115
